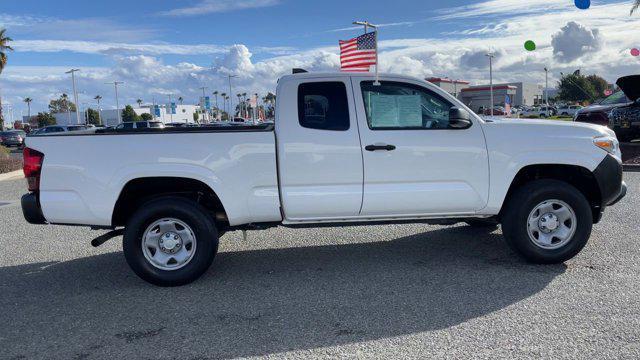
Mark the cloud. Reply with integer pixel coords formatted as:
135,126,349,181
433,0,568,20
551,21,602,63
460,49,503,69
11,40,293,57
159,0,280,17
0,14,157,42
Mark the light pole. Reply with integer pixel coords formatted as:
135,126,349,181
485,53,495,116
66,69,81,124
227,75,237,119
168,94,174,123
544,67,549,117
105,81,124,124
199,86,208,123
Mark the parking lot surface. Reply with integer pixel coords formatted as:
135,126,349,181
0,174,639,359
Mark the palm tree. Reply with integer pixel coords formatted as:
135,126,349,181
136,98,143,108
23,97,33,119
178,96,184,105
220,93,227,118
632,0,640,14
0,29,13,124
94,95,103,125
212,91,219,119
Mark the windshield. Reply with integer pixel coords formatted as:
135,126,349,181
599,91,630,105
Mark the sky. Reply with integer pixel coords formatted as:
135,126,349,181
1,0,639,122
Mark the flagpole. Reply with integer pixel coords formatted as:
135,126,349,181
352,21,380,85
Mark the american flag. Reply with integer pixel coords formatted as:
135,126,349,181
339,32,377,72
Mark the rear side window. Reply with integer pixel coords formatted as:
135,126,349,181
136,122,149,128
298,82,350,131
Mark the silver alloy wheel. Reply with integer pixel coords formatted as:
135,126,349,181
142,218,197,271
527,199,577,250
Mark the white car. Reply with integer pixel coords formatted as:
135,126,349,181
21,71,626,286
521,106,554,118
558,105,584,117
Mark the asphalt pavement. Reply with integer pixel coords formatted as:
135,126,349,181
0,175,638,359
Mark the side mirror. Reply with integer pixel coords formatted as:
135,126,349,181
449,107,472,129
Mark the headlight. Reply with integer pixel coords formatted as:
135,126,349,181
593,136,618,154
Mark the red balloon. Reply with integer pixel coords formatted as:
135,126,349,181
631,48,640,57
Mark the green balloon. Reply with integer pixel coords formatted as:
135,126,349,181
524,40,536,51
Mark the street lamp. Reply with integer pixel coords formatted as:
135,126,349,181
65,69,81,124
105,81,124,124
227,75,237,119
485,53,495,116
544,67,550,117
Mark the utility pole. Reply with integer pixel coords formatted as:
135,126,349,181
199,86,208,123
485,53,495,116
168,94,174,123
228,75,237,119
544,67,550,117
105,81,124,124
66,69,81,124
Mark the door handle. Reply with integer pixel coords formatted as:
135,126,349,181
365,144,396,152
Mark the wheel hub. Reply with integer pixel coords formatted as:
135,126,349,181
538,213,559,233
159,232,182,254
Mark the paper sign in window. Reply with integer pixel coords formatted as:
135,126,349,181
369,94,422,128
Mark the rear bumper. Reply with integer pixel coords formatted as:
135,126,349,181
21,193,47,224
593,154,626,207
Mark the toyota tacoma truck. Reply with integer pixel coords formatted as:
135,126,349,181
21,72,627,286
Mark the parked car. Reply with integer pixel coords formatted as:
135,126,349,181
558,105,583,117
115,121,165,130
521,106,555,118
0,130,25,147
21,71,626,286
574,89,632,127
607,75,640,142
32,125,95,135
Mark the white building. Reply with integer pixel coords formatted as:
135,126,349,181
50,104,201,127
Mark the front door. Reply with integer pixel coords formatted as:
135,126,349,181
352,78,489,217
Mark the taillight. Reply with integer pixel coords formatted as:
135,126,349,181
23,147,44,192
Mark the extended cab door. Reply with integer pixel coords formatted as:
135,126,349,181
276,76,364,221
352,78,489,216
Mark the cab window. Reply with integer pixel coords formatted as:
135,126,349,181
361,81,454,130
298,82,350,131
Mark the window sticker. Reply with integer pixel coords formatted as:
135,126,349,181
369,94,421,128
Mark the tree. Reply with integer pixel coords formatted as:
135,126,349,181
193,112,199,122
0,28,14,125
140,113,153,121
23,97,33,118
121,105,140,122
49,93,76,113
557,73,597,103
35,112,56,127
586,74,609,99
632,0,639,14
86,108,100,125
178,96,184,105
136,99,143,108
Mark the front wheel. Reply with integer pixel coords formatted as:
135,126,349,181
501,179,592,264
123,197,219,286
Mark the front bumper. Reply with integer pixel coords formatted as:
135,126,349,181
21,193,47,224
593,154,627,207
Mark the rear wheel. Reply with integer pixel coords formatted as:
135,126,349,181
123,197,219,286
501,179,592,264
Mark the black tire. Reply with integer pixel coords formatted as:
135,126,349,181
501,179,592,264
123,197,219,286
464,219,499,231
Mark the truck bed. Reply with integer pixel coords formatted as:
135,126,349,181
26,126,281,227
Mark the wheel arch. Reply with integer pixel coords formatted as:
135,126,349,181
111,176,229,229
500,164,602,223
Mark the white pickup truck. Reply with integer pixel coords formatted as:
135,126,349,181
21,72,626,286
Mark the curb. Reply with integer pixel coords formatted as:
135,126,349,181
623,165,640,173
0,170,23,182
